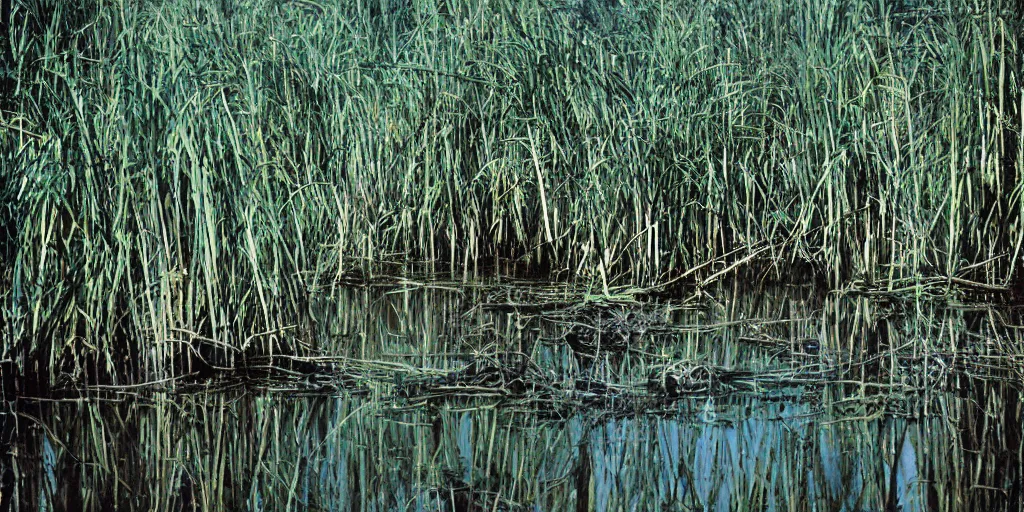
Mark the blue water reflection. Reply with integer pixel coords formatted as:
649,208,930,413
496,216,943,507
13,390,1014,511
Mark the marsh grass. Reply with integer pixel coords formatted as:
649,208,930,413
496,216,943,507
5,2,1024,509
2,0,1023,385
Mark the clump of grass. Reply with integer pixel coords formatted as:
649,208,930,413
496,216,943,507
1,0,1022,385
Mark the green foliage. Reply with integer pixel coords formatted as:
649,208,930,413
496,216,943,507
1,0,1022,384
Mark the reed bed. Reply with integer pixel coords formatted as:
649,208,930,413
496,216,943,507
4,2,1024,509
2,0,1023,385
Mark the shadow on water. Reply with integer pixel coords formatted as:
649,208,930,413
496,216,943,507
5,281,1024,510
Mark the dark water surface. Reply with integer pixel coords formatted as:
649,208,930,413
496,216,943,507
4,282,1023,510
5,387,1023,511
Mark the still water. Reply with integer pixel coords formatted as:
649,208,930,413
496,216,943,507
4,282,1023,510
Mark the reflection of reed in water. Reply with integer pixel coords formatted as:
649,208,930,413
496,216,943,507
10,386,1023,511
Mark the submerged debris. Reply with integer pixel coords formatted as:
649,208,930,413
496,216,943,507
647,364,716,397
563,305,668,356
397,353,551,399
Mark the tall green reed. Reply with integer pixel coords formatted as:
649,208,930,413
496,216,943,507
1,0,1021,384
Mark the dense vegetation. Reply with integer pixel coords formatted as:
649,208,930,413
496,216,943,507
1,0,1022,386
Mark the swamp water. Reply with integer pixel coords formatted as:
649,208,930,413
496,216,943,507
4,280,1023,510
